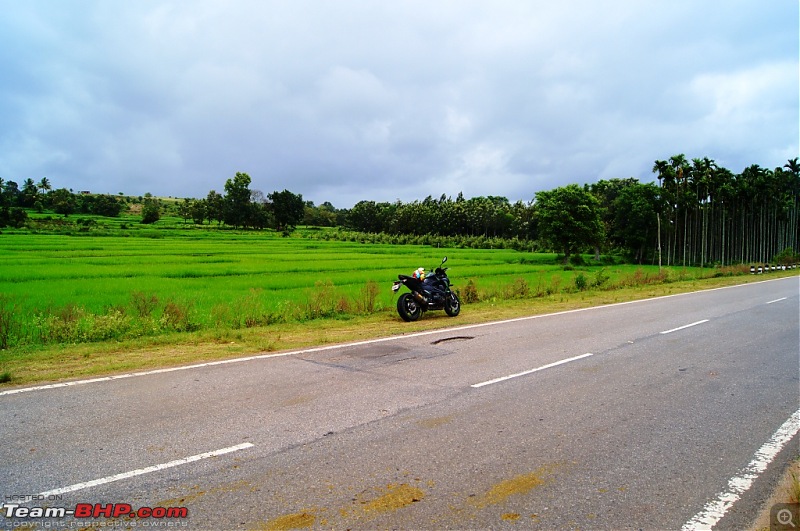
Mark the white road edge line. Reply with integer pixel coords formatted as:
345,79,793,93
660,320,709,335
2,276,794,398
31,442,254,500
471,353,594,388
766,297,787,304
681,409,800,530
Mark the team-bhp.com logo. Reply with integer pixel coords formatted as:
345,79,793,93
2,501,188,521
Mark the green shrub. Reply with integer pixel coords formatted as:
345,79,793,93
592,268,610,288
461,279,480,303
773,247,799,265
303,280,341,320
355,280,381,314
506,277,530,298
160,300,195,331
569,254,586,266
131,291,159,318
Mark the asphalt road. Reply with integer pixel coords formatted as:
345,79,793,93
1,276,798,530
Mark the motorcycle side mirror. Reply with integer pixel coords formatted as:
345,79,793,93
441,256,447,264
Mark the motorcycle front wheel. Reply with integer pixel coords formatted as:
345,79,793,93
397,293,423,322
444,292,461,317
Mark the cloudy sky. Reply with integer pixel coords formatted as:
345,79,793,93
1,1,797,208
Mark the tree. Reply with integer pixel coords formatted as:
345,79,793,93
0,206,27,228
268,189,305,232
535,184,604,263
190,199,207,225
612,183,660,263
303,201,338,227
50,188,77,216
346,201,383,233
20,178,38,207
141,198,161,224
37,177,52,195
223,172,252,228
205,191,224,225
83,194,124,217
177,198,193,224
2,180,20,208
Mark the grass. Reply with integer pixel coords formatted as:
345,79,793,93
750,458,800,530
0,264,795,387
0,227,709,332
791,465,800,504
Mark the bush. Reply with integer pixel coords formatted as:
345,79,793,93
131,291,159,318
304,280,342,320
160,300,195,332
355,281,381,314
141,200,161,224
569,254,586,266
505,277,530,299
773,247,799,265
592,268,610,288
460,279,480,303
574,273,587,291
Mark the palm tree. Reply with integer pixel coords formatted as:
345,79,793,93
21,178,38,207
37,177,51,195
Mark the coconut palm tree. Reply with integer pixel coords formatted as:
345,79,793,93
37,177,51,195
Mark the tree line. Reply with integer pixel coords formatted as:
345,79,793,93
0,176,126,227
0,173,306,233
2,155,798,265
175,172,306,232
340,155,799,265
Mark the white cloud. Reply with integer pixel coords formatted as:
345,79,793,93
0,0,796,207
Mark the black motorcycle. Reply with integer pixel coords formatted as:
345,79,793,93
392,257,461,322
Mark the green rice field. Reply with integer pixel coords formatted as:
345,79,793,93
0,222,751,351
1,232,675,310
1,219,795,385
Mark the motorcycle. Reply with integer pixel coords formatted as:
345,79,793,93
392,257,461,322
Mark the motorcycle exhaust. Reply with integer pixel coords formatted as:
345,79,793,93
413,292,428,304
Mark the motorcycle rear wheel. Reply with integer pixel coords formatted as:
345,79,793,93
444,292,461,317
397,293,423,322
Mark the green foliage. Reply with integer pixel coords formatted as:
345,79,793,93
303,280,347,320
0,206,27,228
223,172,252,228
141,198,161,224
0,229,774,350
268,189,305,232
569,254,586,266
773,247,799,265
593,268,610,288
355,281,381,314
160,300,195,332
131,291,159,318
10,153,795,267
535,184,604,263
460,279,480,303
505,277,530,299
0,294,20,349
